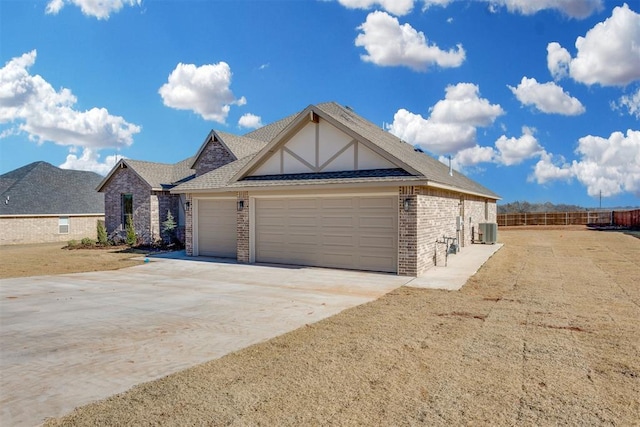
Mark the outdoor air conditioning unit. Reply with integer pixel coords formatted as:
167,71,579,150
478,222,498,244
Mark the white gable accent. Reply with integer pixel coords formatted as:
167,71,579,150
251,118,396,176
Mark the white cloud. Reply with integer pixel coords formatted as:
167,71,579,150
0,50,140,152
546,42,571,80
613,87,640,119
59,147,122,175
553,4,640,86
532,130,640,197
158,61,246,123
238,113,263,129
508,77,585,115
355,11,465,72
443,145,497,170
488,0,603,19
423,0,454,11
530,151,574,184
388,82,504,154
495,127,544,165
45,0,141,20
337,0,414,16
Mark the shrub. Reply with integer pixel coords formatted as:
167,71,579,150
125,215,136,246
67,240,79,248
81,237,95,246
162,210,177,243
97,220,108,245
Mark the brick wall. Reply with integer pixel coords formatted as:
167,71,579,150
193,139,235,177
237,191,249,262
417,187,461,272
185,194,193,255
398,186,417,276
102,166,151,241
0,215,104,245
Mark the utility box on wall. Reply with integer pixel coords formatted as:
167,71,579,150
478,222,498,244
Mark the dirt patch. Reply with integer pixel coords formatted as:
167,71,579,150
42,228,640,425
0,243,143,279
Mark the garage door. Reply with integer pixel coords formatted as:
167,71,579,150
255,196,397,273
197,199,237,258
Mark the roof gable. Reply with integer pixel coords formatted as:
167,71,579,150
234,104,416,182
0,161,104,215
97,157,195,192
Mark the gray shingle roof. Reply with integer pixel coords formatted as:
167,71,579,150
98,157,195,192
215,131,268,159
243,112,298,142
173,102,499,199
314,102,500,198
0,161,104,215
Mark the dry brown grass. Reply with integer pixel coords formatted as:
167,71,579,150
0,243,143,279
42,228,640,425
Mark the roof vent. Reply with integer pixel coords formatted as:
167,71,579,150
344,105,353,111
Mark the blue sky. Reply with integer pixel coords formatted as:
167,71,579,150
1,0,638,208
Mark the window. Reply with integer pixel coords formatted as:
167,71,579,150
59,216,69,234
122,194,133,228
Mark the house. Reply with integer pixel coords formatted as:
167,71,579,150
0,161,105,245
169,102,499,276
96,157,195,243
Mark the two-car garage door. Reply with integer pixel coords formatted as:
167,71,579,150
255,196,398,273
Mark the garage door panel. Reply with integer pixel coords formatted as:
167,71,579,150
256,196,397,273
321,198,354,209
360,235,396,249
198,199,237,258
359,196,396,209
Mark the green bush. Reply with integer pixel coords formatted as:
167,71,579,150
67,240,79,248
125,215,136,246
97,220,108,245
81,237,95,246
162,210,177,243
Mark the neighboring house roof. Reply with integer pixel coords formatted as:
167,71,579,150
172,102,500,199
96,157,196,192
0,161,104,216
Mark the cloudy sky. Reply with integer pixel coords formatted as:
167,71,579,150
1,0,638,208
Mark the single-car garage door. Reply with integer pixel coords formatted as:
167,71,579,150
197,199,237,258
255,196,397,273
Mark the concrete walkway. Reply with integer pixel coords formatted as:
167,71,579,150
0,243,501,426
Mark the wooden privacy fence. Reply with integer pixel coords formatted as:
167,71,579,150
497,209,640,227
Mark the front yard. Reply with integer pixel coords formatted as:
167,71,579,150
42,228,639,425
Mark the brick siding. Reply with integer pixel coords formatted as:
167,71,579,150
0,215,104,245
193,139,235,177
237,192,249,262
103,167,151,241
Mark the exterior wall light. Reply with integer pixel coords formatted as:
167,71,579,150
403,197,411,212
237,200,245,211
185,201,191,210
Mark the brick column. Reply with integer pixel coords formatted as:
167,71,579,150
398,186,417,276
237,191,250,263
185,194,193,256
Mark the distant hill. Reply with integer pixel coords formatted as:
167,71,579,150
498,201,638,214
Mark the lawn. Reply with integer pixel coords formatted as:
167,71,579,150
15,228,640,425
0,242,143,279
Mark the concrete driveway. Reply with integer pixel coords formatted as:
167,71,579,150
0,256,410,426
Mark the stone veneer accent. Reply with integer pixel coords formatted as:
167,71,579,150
193,139,236,177
237,191,250,262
